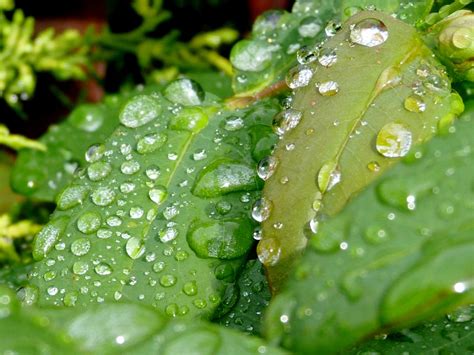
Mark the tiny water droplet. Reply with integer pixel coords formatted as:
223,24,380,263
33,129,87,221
404,95,426,113
367,161,380,172
257,156,278,181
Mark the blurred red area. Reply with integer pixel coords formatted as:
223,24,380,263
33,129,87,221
248,0,290,20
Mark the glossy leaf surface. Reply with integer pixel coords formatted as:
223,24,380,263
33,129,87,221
259,11,463,290
265,101,474,354
27,81,280,319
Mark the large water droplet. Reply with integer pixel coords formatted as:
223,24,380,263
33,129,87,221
257,156,278,181
317,161,341,193
286,65,313,89
257,238,281,266
170,107,209,133
121,161,140,175
272,109,302,136
230,39,279,72
136,132,167,154
126,237,146,259
69,105,105,132
224,117,244,131
87,162,112,182
120,95,161,128
85,143,105,163
187,219,253,259
350,18,388,47
94,262,113,276
71,238,91,256
251,198,272,222
56,185,89,210
376,123,412,158
317,81,339,96
91,187,116,206
164,78,205,106
32,217,69,261
192,161,258,197
296,45,320,65
77,212,101,234
149,186,167,205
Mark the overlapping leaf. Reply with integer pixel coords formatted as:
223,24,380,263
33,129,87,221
230,0,433,96
264,101,474,354
0,286,286,354
258,11,463,290
27,79,280,319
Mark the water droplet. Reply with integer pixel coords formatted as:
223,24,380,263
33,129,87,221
126,237,146,259
149,186,167,205
253,226,262,241
120,95,161,128
94,262,113,276
376,123,412,158
350,18,388,47
159,227,178,243
137,132,167,154
164,78,205,106
257,238,281,266
160,274,177,287
272,109,302,136
17,286,38,306
224,117,245,131
296,45,320,65
77,212,101,234
230,39,279,72
286,65,313,89
170,107,209,133
120,182,136,193
364,226,389,244
91,187,116,206
193,161,257,197
85,143,105,163
73,261,89,275
153,261,165,273
216,201,232,215
187,219,253,259
252,198,272,222
446,305,473,323
130,207,144,219
183,281,198,296
325,21,341,37
33,217,69,261
121,161,140,175
317,81,339,96
106,216,122,227
70,105,105,132
192,149,207,161
145,166,160,180
87,162,112,181
253,9,283,36
404,95,426,113
367,161,380,172
56,185,89,210
318,48,337,67
257,156,278,181
71,238,91,256
317,161,341,193
43,271,56,281
298,16,321,38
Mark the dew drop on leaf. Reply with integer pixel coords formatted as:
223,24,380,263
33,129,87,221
85,143,105,163
136,132,167,154
77,212,101,234
296,45,320,65
298,16,321,38
404,94,426,113
318,48,337,67
257,238,282,266
119,95,161,128
73,261,89,275
164,78,205,106
376,122,412,158
272,109,303,136
257,156,278,181
350,18,388,47
94,262,113,276
252,197,272,222
317,81,339,96
286,65,313,89
87,162,112,181
317,161,341,193
126,237,146,260
70,238,91,256
91,187,116,206
149,186,167,205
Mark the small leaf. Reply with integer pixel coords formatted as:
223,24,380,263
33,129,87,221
264,101,474,354
259,11,463,290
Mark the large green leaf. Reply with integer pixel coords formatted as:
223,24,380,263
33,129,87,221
230,0,433,96
264,101,474,354
0,286,287,354
27,79,280,319
217,259,271,335
258,10,463,290
350,304,474,354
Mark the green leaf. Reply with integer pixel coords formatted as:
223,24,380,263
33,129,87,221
258,10,463,290
27,80,280,319
217,259,271,336
0,286,287,354
264,100,474,354
350,305,474,354
230,0,434,96
0,152,22,214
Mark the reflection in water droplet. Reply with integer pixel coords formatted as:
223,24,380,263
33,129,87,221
126,237,146,259
252,198,272,222
257,238,281,266
376,123,412,158
317,161,341,193
95,262,112,276
71,238,91,256
272,109,303,136
404,95,426,113
318,48,337,67
85,144,105,163
286,66,313,89
296,45,320,65
257,156,278,181
350,18,388,47
317,81,339,96
367,161,380,172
